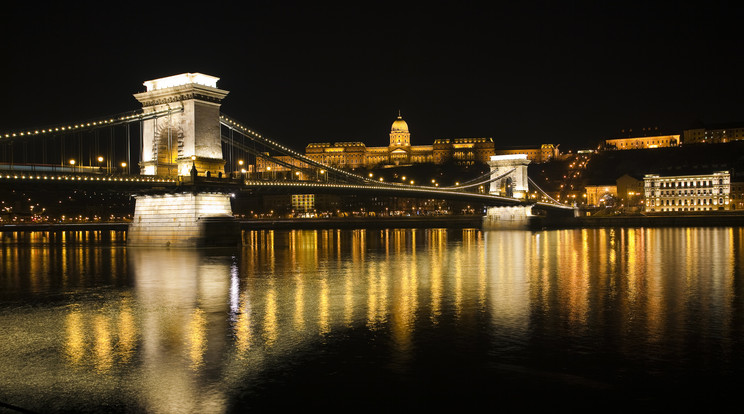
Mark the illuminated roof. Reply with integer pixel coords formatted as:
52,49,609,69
143,73,219,91
391,114,409,133
491,154,528,161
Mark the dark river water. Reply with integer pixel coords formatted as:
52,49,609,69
0,227,743,413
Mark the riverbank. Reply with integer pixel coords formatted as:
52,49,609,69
2,213,744,232
573,213,744,228
238,215,485,229
0,223,129,232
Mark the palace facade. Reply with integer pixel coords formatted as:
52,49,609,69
304,114,495,168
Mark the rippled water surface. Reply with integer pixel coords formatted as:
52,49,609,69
1,227,743,413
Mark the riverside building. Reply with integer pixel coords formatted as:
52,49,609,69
644,171,731,212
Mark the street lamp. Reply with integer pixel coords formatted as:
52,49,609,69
97,156,104,174
121,162,127,174
69,159,76,173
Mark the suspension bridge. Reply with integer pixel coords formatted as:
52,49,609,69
0,73,574,245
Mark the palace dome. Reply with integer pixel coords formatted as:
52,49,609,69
391,115,409,133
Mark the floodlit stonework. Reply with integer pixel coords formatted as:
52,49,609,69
488,154,530,199
127,73,239,247
127,193,238,247
134,73,229,178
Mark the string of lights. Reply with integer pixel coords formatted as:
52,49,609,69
0,106,183,140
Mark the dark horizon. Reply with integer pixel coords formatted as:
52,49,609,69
2,2,742,152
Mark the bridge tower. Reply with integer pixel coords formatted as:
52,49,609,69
484,154,534,228
134,73,228,178
127,73,239,247
488,154,530,199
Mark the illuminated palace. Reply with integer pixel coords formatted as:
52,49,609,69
304,113,495,168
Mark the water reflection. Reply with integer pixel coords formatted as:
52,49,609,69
0,227,742,411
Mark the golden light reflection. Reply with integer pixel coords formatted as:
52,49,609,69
263,286,278,346
429,254,443,324
319,278,330,335
235,291,252,356
344,267,354,327
187,308,207,370
294,275,305,331
366,261,384,329
93,313,113,372
64,307,85,365
454,251,463,319
477,232,487,311
391,250,416,354
118,303,137,364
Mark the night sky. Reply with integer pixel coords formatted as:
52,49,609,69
1,1,742,151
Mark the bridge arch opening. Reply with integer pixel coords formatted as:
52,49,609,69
504,177,514,198
153,125,182,176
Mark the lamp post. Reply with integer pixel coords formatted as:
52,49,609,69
69,159,76,174
238,160,244,178
97,156,104,174
121,162,127,175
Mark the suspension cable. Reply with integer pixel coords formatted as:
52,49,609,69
528,176,565,205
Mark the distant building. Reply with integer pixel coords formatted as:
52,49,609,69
683,122,744,144
492,144,559,163
585,185,617,206
303,113,494,168
616,174,644,207
644,171,731,212
730,181,744,210
291,194,315,213
605,134,680,150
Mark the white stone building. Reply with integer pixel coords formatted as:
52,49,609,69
644,171,731,212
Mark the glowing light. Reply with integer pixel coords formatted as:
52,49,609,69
143,73,219,91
